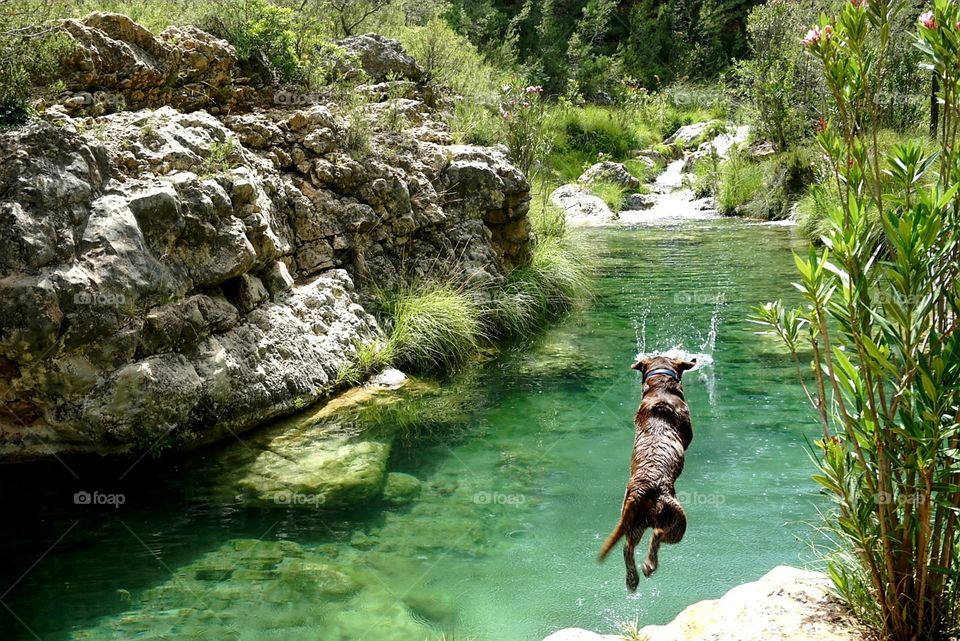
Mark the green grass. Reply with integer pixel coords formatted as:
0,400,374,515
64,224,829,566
716,154,765,215
373,282,485,373
586,180,628,213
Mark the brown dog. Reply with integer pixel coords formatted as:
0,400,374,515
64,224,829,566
598,355,696,590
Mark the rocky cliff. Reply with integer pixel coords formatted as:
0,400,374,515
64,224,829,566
0,13,532,462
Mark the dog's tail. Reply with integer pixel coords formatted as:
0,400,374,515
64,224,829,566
598,495,642,562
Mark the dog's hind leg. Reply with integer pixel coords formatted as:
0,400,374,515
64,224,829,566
642,496,686,577
623,529,642,592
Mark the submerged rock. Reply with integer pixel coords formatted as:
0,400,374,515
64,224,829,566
382,472,422,505
550,184,617,226
237,435,391,508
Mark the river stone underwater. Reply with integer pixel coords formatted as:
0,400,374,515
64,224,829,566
0,219,824,641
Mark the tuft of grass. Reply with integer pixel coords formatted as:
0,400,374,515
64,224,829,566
334,339,391,387
716,153,765,215
586,180,629,213
373,282,485,372
199,138,238,177
618,619,650,641
483,239,590,337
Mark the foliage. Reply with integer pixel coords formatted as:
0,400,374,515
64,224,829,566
198,138,238,176
733,0,833,149
398,17,507,101
752,2,960,639
0,1,71,127
697,145,816,219
199,0,303,83
500,83,550,177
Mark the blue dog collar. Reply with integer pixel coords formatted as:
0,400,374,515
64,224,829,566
644,367,680,382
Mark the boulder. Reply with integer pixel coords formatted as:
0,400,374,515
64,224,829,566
625,193,655,210
59,13,239,112
665,120,725,148
334,33,425,83
578,161,640,189
550,184,617,225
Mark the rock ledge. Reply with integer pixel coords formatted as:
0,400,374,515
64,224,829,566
542,566,864,641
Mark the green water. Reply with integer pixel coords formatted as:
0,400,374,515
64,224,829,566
0,220,823,641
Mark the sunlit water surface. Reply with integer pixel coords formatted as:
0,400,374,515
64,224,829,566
0,220,823,641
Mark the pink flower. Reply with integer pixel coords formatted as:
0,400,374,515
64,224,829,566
955,20,960,30
502,111,510,120
920,11,936,29
502,85,511,93
823,25,833,39
850,0,866,7
802,27,821,47
522,101,530,108
524,85,543,94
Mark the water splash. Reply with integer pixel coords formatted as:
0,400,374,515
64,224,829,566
633,293,726,405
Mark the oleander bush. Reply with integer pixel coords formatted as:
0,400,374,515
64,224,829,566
753,3,960,638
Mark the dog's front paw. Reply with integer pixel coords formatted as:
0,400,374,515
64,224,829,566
641,561,657,577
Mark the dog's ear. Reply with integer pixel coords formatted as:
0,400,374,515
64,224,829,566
674,358,697,373
631,357,650,372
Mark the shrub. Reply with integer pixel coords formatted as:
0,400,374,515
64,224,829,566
199,0,303,83
0,2,72,127
754,3,960,639
500,83,550,177
398,17,506,102
715,153,764,214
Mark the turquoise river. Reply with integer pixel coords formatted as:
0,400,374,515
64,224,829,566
0,218,825,641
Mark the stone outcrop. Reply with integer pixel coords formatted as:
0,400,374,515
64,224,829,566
0,15,532,462
578,161,640,189
542,566,864,641
550,184,617,225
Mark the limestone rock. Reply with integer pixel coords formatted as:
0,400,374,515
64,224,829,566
59,13,239,112
550,184,617,225
0,16,534,462
334,33,425,83
578,161,640,189
665,120,725,148
625,193,655,210
544,566,865,641
238,435,391,508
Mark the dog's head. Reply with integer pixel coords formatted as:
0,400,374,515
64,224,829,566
631,355,697,383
